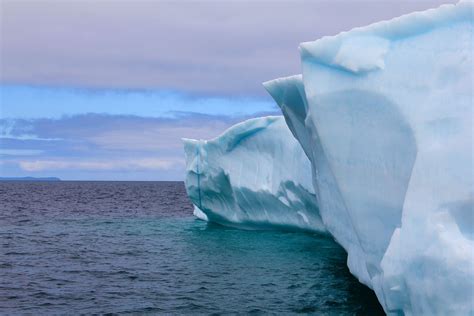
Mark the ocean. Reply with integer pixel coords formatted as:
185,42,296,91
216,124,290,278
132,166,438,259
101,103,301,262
1,181,383,314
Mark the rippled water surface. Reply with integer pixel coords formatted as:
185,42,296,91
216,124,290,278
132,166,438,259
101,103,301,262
1,181,383,314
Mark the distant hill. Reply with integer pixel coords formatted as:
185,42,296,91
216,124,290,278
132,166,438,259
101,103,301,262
0,177,61,182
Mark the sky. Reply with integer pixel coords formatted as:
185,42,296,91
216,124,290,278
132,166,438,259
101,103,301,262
0,0,456,180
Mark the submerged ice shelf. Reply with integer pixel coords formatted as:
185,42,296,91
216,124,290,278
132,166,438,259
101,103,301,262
184,1,473,315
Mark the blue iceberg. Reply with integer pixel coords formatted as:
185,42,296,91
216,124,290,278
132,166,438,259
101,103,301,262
183,116,326,232
184,1,473,314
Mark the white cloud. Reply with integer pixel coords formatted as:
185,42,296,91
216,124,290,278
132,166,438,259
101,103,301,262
0,113,257,179
0,134,62,141
0,119,62,140
88,124,232,151
0,149,44,156
18,157,183,172
1,113,274,179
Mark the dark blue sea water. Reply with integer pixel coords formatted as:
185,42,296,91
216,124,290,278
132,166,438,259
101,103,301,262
1,181,383,314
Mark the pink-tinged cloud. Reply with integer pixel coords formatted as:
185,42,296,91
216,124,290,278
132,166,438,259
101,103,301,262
1,0,456,95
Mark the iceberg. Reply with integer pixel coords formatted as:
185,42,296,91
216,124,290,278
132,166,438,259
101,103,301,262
266,1,473,315
183,1,473,314
264,75,374,286
183,116,326,233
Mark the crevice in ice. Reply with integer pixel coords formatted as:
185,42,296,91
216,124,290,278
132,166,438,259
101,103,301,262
222,117,279,152
195,143,203,210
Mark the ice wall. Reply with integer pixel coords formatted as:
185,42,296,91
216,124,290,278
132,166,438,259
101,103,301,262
266,1,473,314
182,1,472,314
183,116,326,233
264,75,373,285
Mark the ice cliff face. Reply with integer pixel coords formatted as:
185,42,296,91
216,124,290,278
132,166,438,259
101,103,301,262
183,1,473,315
183,116,326,232
264,75,376,287
266,1,473,315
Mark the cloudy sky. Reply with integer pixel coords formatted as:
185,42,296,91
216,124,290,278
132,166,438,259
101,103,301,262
0,0,455,180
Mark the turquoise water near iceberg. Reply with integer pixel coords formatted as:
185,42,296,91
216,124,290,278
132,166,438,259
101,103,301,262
1,181,383,314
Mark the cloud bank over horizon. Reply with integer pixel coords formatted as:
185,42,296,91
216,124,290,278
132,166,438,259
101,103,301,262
0,0,457,180
0,112,278,180
1,85,278,119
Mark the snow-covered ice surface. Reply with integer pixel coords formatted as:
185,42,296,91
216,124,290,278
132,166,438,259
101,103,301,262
183,116,326,233
266,1,473,315
183,1,473,314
